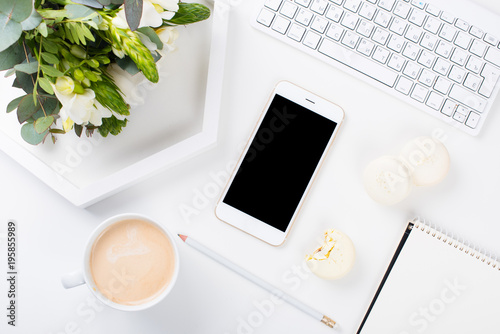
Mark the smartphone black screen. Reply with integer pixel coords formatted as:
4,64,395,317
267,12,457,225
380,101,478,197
223,94,338,232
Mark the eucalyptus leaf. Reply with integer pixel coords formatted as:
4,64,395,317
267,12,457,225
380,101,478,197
41,52,60,65
97,0,111,5
21,123,48,145
0,43,24,71
4,68,16,77
34,115,55,134
38,77,54,94
13,72,35,94
0,14,22,52
116,56,140,76
21,8,42,31
124,0,143,31
14,61,39,74
137,27,163,50
0,0,33,22
6,95,26,113
41,65,64,77
71,0,104,8
30,97,59,120
65,4,97,19
17,94,40,123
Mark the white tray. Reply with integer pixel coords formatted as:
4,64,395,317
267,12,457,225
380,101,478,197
0,0,230,207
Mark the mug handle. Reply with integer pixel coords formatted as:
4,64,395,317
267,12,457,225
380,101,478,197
61,269,85,289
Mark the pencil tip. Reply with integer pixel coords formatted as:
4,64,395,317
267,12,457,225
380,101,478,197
178,234,188,242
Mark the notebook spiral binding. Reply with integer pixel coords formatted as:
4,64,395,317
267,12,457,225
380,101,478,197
411,217,500,271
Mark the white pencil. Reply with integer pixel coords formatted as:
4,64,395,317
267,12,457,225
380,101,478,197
178,234,337,329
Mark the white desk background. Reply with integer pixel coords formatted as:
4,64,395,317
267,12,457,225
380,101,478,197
1,1,500,333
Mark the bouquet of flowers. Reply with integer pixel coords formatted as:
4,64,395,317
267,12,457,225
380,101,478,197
0,0,210,145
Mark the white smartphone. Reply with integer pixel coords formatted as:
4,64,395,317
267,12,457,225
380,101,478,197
215,81,345,246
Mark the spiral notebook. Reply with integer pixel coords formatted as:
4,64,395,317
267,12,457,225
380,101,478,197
357,218,500,334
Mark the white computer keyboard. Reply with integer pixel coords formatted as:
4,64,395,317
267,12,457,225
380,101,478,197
252,0,500,135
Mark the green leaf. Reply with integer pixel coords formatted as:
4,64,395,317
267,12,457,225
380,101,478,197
137,27,163,50
115,56,140,76
14,61,39,74
65,4,97,19
17,94,40,123
13,72,35,94
43,40,59,54
38,21,48,37
124,0,143,31
38,77,54,94
165,3,211,26
4,68,16,77
41,52,60,65
6,95,26,113
81,25,95,42
21,123,48,145
71,0,104,8
34,115,55,133
21,8,42,31
0,14,22,52
74,124,83,137
30,97,59,120
0,0,33,22
49,128,66,134
98,116,127,137
41,65,64,77
0,42,24,71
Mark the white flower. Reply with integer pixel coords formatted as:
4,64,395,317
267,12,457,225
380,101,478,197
112,0,179,29
52,77,112,131
106,63,149,108
156,27,179,52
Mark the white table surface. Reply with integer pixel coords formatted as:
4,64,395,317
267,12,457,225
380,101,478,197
1,0,500,333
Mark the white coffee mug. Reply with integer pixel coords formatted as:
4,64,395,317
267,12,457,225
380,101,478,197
61,213,180,311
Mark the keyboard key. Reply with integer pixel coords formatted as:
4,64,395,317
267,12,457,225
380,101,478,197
450,48,468,66
405,26,422,43
484,33,499,46
433,58,451,75
396,76,414,94
454,31,472,49
341,12,359,29
326,24,345,40
465,112,481,128
421,33,438,50
374,10,391,28
388,53,406,71
394,1,411,19
418,50,435,68
423,16,441,35
464,73,481,91
342,31,360,48
311,0,329,14
272,16,291,34
288,23,306,41
357,38,376,56
440,12,455,25
325,6,344,23
403,61,421,78
465,56,483,74
265,0,283,11
318,38,399,86
449,84,487,112
441,99,456,116
479,63,500,98
387,34,405,52
357,20,375,37
435,40,452,58
359,3,376,20
419,68,436,86
311,16,329,33
343,0,362,13
378,0,396,12
411,83,428,102
484,47,500,67
426,92,444,110
448,65,466,83
372,46,390,63
425,4,441,17
390,18,408,35
330,0,343,4
372,27,390,45
281,2,298,18
438,24,457,42
408,8,425,26
453,106,468,122
454,19,469,31
303,30,322,48
295,0,312,7
257,9,275,27
410,0,425,9
470,26,484,39
402,43,420,60
470,40,487,57
434,77,452,94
